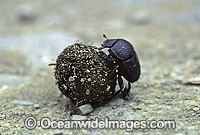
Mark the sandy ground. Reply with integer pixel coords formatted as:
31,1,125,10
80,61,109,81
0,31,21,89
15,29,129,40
0,0,200,134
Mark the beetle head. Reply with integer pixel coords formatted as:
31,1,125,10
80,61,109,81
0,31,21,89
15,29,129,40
98,34,118,50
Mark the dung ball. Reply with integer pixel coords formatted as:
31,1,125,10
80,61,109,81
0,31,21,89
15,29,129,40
53,42,117,107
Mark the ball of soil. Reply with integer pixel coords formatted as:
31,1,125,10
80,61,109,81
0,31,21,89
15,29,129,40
54,42,117,107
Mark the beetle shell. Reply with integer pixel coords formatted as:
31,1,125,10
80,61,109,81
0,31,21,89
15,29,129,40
108,39,134,60
123,55,140,82
103,38,140,84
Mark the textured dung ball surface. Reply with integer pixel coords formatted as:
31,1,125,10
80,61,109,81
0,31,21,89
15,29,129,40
54,42,117,107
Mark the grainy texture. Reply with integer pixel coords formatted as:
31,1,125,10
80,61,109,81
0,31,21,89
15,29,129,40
0,0,200,134
54,42,117,107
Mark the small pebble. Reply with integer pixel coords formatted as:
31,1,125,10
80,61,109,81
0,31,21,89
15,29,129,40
0,113,6,120
161,85,170,90
156,96,161,99
122,111,133,118
13,100,34,106
158,105,171,109
193,107,199,112
183,77,200,85
72,115,87,120
47,102,58,107
54,131,63,135
22,132,31,135
175,133,185,135
78,104,93,115
183,100,190,104
33,104,40,109
111,106,117,109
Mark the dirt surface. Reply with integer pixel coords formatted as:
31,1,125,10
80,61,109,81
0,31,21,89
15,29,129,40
0,0,200,134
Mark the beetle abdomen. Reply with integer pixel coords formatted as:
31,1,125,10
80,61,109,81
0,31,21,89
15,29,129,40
123,55,140,83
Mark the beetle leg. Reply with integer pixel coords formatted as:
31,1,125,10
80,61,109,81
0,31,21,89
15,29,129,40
113,75,124,96
98,44,106,50
121,82,132,100
107,65,119,79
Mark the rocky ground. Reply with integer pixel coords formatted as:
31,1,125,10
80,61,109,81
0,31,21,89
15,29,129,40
0,0,200,134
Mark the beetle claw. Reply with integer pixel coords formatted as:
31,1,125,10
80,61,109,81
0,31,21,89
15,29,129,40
121,82,132,100
122,90,132,101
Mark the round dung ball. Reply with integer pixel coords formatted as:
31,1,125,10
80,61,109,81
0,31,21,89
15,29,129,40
54,42,117,107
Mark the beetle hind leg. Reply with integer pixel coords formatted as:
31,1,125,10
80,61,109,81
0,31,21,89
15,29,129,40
113,75,124,96
121,82,132,100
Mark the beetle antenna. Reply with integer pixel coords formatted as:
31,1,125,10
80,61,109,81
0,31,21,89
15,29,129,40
103,34,108,40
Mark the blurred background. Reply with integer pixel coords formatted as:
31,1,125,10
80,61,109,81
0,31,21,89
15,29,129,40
0,0,200,68
0,0,200,134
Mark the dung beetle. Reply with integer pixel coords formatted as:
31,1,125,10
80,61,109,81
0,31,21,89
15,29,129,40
98,34,140,100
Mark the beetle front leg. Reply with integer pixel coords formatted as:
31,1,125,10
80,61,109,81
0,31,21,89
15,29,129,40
121,81,132,100
98,45,106,50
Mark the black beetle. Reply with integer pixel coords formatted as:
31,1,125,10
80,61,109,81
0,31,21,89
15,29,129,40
98,34,140,100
